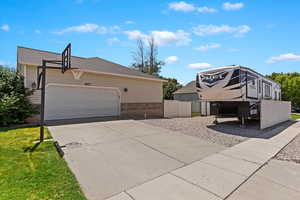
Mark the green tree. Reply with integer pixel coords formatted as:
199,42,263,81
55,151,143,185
161,77,182,100
130,37,164,76
266,72,300,108
0,65,34,126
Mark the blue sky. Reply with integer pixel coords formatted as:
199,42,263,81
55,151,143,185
0,0,299,84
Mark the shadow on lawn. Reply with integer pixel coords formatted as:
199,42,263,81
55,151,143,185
24,142,41,152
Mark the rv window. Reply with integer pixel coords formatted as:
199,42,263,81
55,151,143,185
258,80,262,93
265,84,271,97
252,80,255,85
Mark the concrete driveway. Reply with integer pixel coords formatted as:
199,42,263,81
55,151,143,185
49,120,225,200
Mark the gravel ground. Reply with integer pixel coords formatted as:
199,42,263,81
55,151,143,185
141,116,294,148
275,133,300,164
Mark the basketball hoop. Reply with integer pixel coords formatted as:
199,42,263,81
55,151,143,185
37,43,72,142
69,68,83,80
69,68,79,72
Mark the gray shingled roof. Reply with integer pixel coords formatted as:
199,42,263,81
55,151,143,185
17,46,164,81
173,81,197,94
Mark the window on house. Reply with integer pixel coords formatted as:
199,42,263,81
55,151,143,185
258,80,262,93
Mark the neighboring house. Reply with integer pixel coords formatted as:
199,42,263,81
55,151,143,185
17,46,166,121
173,81,200,101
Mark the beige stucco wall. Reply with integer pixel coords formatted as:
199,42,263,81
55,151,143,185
260,100,291,129
23,64,163,104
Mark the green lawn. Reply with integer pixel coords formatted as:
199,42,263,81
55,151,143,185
292,114,300,120
0,127,86,200
192,112,201,117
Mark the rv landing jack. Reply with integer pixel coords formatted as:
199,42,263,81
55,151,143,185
213,116,218,125
240,115,246,128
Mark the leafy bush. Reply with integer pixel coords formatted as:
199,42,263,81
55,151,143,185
162,77,182,100
0,66,34,126
266,72,300,108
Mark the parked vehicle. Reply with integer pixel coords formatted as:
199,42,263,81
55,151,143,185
196,65,281,123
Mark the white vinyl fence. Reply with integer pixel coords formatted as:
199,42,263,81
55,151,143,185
260,100,291,129
191,101,201,113
191,101,210,116
201,101,210,116
164,100,191,118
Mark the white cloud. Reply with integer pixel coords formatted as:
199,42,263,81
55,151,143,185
188,62,212,69
107,37,120,45
195,43,220,51
54,24,99,34
169,1,217,13
193,24,250,37
165,56,179,64
1,24,10,31
53,23,120,35
106,25,121,34
197,6,217,13
124,29,191,46
223,2,244,11
124,30,148,40
35,30,41,34
169,1,196,12
267,53,300,64
151,30,191,46
125,20,135,24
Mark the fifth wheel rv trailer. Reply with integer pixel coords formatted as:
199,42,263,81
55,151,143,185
196,65,281,123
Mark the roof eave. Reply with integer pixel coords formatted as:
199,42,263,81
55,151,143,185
19,62,167,82
82,69,167,82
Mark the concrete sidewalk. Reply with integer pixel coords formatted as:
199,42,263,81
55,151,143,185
107,121,300,200
227,159,300,200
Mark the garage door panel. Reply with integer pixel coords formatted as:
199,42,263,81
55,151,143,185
45,85,120,120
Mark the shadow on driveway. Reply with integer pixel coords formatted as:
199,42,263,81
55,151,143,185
207,119,296,139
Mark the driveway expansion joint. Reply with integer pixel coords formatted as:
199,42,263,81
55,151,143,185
124,191,136,200
218,152,262,165
169,172,223,199
131,137,187,165
223,162,268,199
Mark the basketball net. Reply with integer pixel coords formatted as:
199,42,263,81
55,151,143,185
70,68,83,80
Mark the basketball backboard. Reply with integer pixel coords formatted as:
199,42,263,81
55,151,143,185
61,43,71,73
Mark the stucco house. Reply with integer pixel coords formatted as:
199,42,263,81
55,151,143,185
173,81,200,101
17,46,166,121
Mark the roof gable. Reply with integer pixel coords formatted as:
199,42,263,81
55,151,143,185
173,81,197,94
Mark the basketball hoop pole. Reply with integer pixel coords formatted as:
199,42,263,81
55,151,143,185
39,60,46,142
37,43,71,142
39,61,61,142
39,60,61,142
38,60,62,142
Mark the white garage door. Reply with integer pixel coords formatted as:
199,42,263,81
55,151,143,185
45,84,120,120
